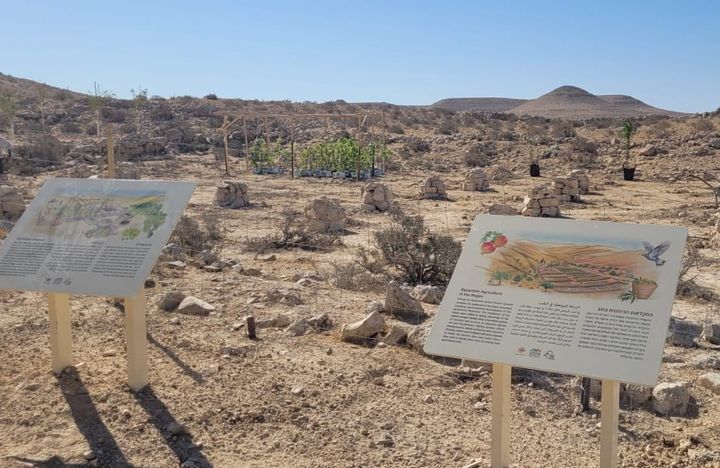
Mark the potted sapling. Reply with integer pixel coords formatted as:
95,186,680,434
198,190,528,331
620,119,636,181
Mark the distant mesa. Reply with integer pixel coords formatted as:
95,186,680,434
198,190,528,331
432,85,686,118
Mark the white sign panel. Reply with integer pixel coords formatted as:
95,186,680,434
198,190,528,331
425,215,687,386
0,178,196,297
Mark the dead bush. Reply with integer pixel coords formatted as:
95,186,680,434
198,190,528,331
357,211,462,286
325,261,385,292
464,141,496,167
689,118,716,132
439,118,458,135
550,120,575,138
570,136,598,155
170,214,222,256
676,243,717,302
244,207,340,253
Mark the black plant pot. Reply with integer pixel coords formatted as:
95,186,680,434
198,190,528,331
530,163,540,177
623,167,636,181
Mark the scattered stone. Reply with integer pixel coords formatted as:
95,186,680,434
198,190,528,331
101,349,117,357
167,260,187,269
215,181,249,208
419,176,447,198
709,138,720,150
485,203,518,215
667,317,703,347
461,168,490,191
286,319,310,337
84,450,96,461
240,267,263,277
622,384,653,409
406,322,432,355
176,296,215,316
637,144,658,156
522,185,561,217
304,197,346,232
384,281,426,320
376,433,394,447
570,170,591,194
652,382,691,416
256,315,292,329
382,325,409,346
704,323,720,345
159,292,186,312
698,373,720,394
265,287,303,306
423,394,435,403
692,354,720,370
307,313,332,330
411,285,444,305
290,386,304,395
257,254,276,262
339,311,385,343
360,182,393,212
366,300,384,314
167,421,187,436
170,317,181,325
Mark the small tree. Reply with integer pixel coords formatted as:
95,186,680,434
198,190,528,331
0,95,18,140
620,119,636,168
131,86,149,134
87,82,114,137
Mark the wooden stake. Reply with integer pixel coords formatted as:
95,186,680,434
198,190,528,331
124,291,148,392
290,117,295,179
223,115,230,176
243,117,250,172
48,293,73,374
245,315,257,340
600,379,620,468
491,363,511,468
106,124,116,178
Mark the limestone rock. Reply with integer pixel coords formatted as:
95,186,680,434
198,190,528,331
360,182,392,212
692,354,720,370
412,285,444,305
704,323,720,345
406,321,432,355
637,144,658,156
667,317,703,347
385,281,426,320
652,382,691,416
159,292,186,312
382,325,409,346
461,168,490,191
485,203,518,215
339,311,385,343
0,185,25,219
176,296,215,316
304,197,346,232
307,313,332,330
419,176,447,198
621,384,653,409
216,181,249,208
698,373,720,394
522,185,561,217
285,319,310,337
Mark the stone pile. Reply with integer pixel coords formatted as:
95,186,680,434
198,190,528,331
0,185,25,219
551,176,580,202
522,185,561,217
215,181,250,209
570,169,590,194
360,182,392,212
304,197,345,232
419,176,447,198
460,168,490,191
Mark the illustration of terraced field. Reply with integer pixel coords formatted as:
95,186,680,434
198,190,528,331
484,239,657,296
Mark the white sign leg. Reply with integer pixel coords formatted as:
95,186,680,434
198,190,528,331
491,363,511,468
124,292,148,391
48,293,73,374
600,379,620,468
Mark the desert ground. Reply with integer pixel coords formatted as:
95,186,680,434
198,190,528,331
0,75,719,467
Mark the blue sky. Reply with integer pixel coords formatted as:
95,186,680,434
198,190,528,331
2,1,718,112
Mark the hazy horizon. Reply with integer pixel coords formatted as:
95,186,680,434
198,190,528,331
3,0,719,112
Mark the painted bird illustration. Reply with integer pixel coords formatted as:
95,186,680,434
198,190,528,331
642,241,670,266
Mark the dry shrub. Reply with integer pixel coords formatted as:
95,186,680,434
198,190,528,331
676,243,717,302
464,141,496,167
325,261,385,292
357,211,461,286
550,120,575,138
244,207,340,253
570,136,598,155
170,214,222,256
689,118,716,132
439,118,458,135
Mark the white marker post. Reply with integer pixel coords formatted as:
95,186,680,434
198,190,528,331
124,291,148,392
491,363,511,468
47,292,73,374
600,380,620,468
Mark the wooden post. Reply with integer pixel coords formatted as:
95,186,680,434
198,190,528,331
245,315,257,340
290,117,295,179
48,293,73,374
243,117,250,172
223,115,230,176
106,124,116,178
600,379,620,468
124,291,148,392
491,363,511,468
